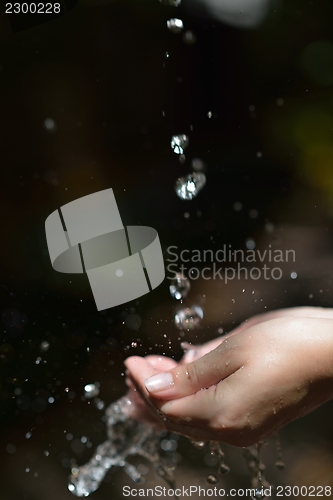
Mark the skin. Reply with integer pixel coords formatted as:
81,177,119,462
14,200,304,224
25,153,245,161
124,307,333,447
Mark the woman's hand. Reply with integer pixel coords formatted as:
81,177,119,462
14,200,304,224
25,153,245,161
125,310,333,446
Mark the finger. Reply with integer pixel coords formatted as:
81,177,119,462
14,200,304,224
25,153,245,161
125,355,177,387
158,374,240,424
124,356,171,423
125,387,165,428
143,337,243,400
144,355,178,371
124,355,162,402
148,369,261,446
151,374,248,445
164,421,223,442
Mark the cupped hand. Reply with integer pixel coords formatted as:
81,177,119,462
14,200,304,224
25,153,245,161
125,311,333,446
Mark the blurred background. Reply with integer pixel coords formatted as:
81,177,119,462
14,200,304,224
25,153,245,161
1,0,333,498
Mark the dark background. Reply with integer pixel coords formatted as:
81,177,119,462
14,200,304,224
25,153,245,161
1,0,333,498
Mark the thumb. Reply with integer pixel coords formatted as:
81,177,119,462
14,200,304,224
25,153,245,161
143,337,242,400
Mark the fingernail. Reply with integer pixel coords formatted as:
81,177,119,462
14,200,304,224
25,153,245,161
144,373,174,393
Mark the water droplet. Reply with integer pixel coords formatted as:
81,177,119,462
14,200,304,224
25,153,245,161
183,30,196,45
25,432,32,439
166,18,183,33
35,357,41,365
6,443,16,454
175,173,206,200
245,238,256,250
290,271,298,279
206,474,218,485
44,118,57,133
190,439,206,449
257,152,262,158
233,201,242,211
160,439,178,451
169,272,190,300
218,463,231,475
252,489,265,500
174,306,203,330
265,222,274,233
171,134,189,155
192,157,205,171
125,314,142,331
84,383,100,399
94,399,105,411
275,460,285,470
131,341,138,348
40,341,50,352
249,209,258,218
217,327,223,334
44,450,50,456
207,111,213,118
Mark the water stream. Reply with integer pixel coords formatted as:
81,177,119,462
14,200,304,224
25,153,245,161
68,397,176,497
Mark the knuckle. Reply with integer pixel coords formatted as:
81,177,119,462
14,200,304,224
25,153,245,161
183,362,201,388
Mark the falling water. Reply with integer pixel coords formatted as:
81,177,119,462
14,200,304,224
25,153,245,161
84,383,100,399
174,305,204,330
167,18,184,33
242,444,271,500
171,135,189,165
169,272,190,300
68,397,176,497
274,433,285,470
174,173,206,200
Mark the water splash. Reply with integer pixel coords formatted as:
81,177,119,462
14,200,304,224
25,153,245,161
68,397,176,497
174,306,203,330
175,173,206,200
171,134,189,156
206,473,218,485
242,444,271,500
274,433,285,470
167,18,184,33
169,272,190,300
209,441,230,476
